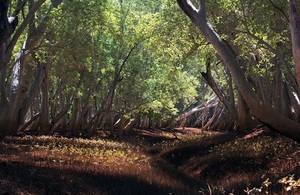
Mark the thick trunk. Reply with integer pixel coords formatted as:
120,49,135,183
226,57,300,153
9,9,48,132
237,92,255,131
290,0,300,94
0,0,60,136
0,0,16,71
0,1,15,137
177,0,300,141
0,67,10,137
3,1,50,134
9,62,43,133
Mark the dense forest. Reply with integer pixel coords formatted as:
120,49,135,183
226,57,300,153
0,0,300,194
0,0,300,140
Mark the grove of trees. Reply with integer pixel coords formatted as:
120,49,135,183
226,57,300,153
0,0,300,142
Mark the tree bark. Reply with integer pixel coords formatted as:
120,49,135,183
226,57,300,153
117,115,126,137
87,43,139,137
290,0,300,94
69,97,79,132
237,92,255,131
177,0,300,141
201,58,237,120
39,61,50,134
0,0,60,136
0,0,17,137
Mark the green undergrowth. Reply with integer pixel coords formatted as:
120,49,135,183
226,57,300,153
209,134,298,160
4,135,151,168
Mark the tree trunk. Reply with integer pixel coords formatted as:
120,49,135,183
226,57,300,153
177,0,300,142
77,104,90,132
0,0,17,71
39,61,50,134
69,97,79,132
201,104,207,128
256,76,270,106
117,115,126,137
274,64,281,113
87,78,118,136
202,102,221,130
49,96,74,132
19,113,41,132
290,0,300,94
0,0,61,137
0,0,17,137
201,58,237,123
237,92,255,131
9,0,49,132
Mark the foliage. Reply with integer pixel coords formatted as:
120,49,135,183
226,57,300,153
39,0,202,127
244,175,300,194
1,0,300,136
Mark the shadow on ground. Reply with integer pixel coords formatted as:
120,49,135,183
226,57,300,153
0,128,299,194
152,129,300,194
0,161,185,195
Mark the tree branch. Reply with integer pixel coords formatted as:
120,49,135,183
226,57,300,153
12,0,28,17
117,42,139,77
177,0,300,141
268,0,289,23
6,0,47,59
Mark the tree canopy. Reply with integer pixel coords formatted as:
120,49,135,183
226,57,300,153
0,0,299,141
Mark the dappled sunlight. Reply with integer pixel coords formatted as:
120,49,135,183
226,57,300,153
0,128,300,194
156,128,300,194
0,133,192,194
1,0,300,194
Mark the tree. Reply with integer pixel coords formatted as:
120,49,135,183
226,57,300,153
290,0,300,95
177,0,300,142
0,0,54,137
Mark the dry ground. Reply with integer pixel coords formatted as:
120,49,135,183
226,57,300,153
0,127,299,194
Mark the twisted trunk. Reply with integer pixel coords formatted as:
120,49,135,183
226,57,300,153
177,0,300,142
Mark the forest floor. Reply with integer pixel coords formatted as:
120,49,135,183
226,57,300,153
0,127,299,195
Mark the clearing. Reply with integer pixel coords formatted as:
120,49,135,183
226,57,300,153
0,127,299,194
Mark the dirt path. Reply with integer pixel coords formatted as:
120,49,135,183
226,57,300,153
0,128,299,194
